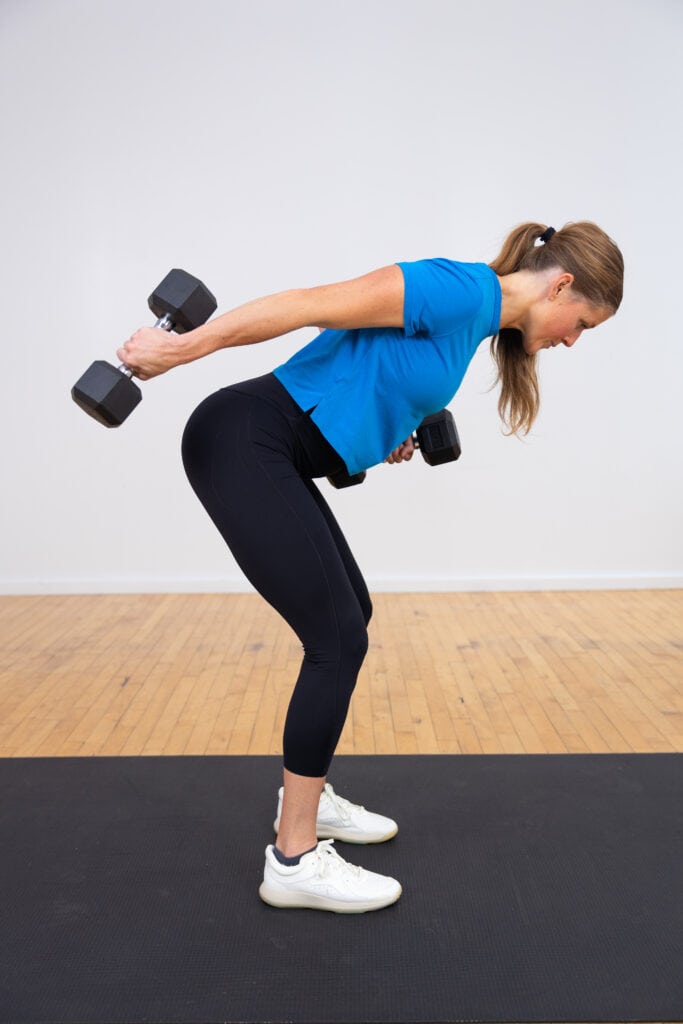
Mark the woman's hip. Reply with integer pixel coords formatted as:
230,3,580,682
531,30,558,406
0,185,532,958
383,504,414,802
182,374,345,481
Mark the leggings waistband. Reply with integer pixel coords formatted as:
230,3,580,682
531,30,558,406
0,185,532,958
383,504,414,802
228,372,307,416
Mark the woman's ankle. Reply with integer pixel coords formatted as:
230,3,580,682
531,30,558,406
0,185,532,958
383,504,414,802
276,768,325,857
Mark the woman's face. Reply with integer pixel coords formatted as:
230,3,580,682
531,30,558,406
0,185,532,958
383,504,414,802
522,278,613,356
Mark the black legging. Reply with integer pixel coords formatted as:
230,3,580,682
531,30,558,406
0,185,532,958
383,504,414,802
181,373,372,777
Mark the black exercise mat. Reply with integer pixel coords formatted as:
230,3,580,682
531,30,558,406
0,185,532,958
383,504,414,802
0,754,681,1024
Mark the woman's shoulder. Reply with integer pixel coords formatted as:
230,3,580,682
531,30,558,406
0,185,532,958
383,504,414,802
398,259,498,339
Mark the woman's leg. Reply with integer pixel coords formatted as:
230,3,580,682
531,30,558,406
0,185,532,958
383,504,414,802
181,389,369,855
302,476,373,628
278,481,375,854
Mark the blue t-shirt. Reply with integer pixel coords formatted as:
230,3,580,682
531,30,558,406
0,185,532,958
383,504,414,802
273,260,501,475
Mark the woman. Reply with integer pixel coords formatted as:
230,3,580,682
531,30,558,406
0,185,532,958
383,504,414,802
118,221,624,914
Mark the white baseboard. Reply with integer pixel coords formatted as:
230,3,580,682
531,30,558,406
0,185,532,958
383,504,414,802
1,574,681,595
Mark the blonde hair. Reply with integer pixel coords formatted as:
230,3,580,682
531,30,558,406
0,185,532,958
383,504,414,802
488,221,624,435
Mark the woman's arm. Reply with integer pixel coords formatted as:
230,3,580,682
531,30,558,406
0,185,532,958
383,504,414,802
117,264,405,380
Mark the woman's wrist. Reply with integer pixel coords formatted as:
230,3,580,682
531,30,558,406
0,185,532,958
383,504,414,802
176,323,219,364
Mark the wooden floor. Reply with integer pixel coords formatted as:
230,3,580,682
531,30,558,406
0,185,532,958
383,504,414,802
0,589,681,758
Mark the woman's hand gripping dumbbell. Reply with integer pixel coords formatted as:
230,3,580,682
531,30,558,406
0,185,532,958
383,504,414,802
71,269,217,427
327,409,462,488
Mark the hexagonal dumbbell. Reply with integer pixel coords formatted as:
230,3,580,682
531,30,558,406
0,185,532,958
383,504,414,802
413,409,461,466
71,269,217,426
327,408,461,488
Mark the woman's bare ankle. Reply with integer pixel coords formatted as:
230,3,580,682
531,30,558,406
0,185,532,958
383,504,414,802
276,768,325,857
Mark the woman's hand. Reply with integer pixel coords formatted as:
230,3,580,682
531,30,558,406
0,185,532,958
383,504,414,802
384,437,415,464
116,327,189,381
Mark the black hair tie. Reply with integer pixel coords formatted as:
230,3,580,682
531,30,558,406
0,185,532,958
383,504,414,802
539,226,556,243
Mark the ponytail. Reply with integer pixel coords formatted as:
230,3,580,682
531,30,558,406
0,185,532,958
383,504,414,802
488,221,624,435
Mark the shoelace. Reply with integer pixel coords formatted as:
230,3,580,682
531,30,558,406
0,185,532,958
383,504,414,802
314,839,362,878
323,783,365,823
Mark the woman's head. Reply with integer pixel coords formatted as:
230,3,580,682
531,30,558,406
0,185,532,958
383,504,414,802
491,221,624,313
514,267,614,356
488,220,624,435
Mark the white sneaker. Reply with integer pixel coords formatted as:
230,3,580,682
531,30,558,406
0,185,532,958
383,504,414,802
259,839,402,913
273,782,398,844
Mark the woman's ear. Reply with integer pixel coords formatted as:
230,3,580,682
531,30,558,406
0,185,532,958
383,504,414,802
548,272,574,300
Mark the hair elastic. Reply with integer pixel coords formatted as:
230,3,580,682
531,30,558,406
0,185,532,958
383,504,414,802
539,226,556,243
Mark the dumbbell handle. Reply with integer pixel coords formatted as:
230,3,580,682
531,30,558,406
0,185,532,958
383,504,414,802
116,313,174,378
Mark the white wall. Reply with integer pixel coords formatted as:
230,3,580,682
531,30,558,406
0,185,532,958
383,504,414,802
1,0,681,594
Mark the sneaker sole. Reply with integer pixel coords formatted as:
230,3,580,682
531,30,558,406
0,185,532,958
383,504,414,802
272,819,398,844
315,823,399,844
258,882,402,913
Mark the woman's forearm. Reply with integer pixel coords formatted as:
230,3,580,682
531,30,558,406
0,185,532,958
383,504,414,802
116,289,313,379
181,289,315,362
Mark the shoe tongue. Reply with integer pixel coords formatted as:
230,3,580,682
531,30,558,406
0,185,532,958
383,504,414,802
326,789,351,821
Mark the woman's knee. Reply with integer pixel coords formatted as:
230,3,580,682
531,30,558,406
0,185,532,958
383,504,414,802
345,617,369,668
304,610,368,671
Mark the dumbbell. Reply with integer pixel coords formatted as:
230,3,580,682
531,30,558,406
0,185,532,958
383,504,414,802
71,269,217,427
327,408,461,488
